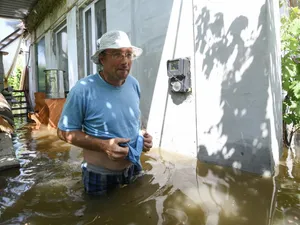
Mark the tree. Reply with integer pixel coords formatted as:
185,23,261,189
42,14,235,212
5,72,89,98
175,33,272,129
281,4,300,146
7,66,21,90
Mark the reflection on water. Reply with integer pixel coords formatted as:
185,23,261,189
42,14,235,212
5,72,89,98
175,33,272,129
0,119,300,225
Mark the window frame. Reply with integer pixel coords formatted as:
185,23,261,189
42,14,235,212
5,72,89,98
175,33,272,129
53,21,69,91
83,4,97,75
82,0,106,76
54,22,68,68
35,36,46,92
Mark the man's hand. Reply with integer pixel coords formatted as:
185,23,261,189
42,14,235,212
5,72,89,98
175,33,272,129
105,138,130,160
142,130,153,152
57,129,129,159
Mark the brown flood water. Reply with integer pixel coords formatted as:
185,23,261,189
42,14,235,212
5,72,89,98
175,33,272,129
0,120,299,225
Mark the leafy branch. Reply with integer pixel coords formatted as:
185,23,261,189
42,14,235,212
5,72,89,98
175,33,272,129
281,5,300,146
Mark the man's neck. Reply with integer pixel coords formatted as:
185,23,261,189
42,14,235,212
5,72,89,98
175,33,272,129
99,71,125,86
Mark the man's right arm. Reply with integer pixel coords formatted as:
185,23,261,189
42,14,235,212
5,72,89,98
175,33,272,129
57,128,130,160
57,128,108,152
57,83,129,159
56,84,107,152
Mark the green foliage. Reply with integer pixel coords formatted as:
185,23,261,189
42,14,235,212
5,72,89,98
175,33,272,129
8,66,21,90
281,6,300,137
7,54,24,90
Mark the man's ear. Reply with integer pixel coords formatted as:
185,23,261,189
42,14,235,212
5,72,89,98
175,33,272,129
99,54,105,65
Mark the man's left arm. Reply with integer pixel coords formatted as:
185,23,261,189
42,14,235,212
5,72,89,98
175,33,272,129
142,129,153,152
135,80,152,151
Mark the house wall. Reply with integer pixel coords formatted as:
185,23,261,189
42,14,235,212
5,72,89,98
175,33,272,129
28,0,82,103
192,0,282,174
106,0,282,175
27,0,282,175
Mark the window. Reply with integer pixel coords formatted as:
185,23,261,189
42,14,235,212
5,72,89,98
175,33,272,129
82,0,106,76
36,37,46,92
54,23,69,91
95,0,106,40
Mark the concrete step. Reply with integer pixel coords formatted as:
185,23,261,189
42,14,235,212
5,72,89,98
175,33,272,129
0,132,19,171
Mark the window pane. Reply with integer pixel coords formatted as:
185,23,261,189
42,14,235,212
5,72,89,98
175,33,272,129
85,9,93,75
36,37,46,92
56,26,69,91
95,0,106,40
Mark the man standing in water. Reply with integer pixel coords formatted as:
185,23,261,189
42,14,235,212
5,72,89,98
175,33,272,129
57,30,153,195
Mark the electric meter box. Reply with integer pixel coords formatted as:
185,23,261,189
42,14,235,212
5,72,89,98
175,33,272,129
167,57,192,93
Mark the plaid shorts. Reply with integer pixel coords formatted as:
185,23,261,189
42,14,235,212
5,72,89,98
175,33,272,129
81,163,142,195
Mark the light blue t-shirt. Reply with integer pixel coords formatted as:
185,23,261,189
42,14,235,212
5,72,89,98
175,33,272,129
58,73,143,169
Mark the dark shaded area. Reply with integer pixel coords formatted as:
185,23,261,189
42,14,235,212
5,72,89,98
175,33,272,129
169,87,191,105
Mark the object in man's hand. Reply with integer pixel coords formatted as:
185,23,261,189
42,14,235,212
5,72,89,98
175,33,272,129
118,143,128,147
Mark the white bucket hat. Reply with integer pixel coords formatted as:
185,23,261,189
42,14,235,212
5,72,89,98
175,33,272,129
91,30,143,64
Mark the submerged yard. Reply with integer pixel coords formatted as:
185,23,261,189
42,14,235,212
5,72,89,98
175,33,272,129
0,119,299,225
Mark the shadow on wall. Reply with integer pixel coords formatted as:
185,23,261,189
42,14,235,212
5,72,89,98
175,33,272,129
195,1,279,174
169,87,191,105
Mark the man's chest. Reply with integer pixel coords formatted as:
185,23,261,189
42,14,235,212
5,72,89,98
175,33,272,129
85,90,140,126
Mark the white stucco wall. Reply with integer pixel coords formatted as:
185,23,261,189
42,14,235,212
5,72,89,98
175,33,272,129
107,0,282,174
27,0,282,174
193,0,282,174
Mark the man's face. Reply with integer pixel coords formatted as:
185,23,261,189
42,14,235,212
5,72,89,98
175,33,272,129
99,47,133,81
